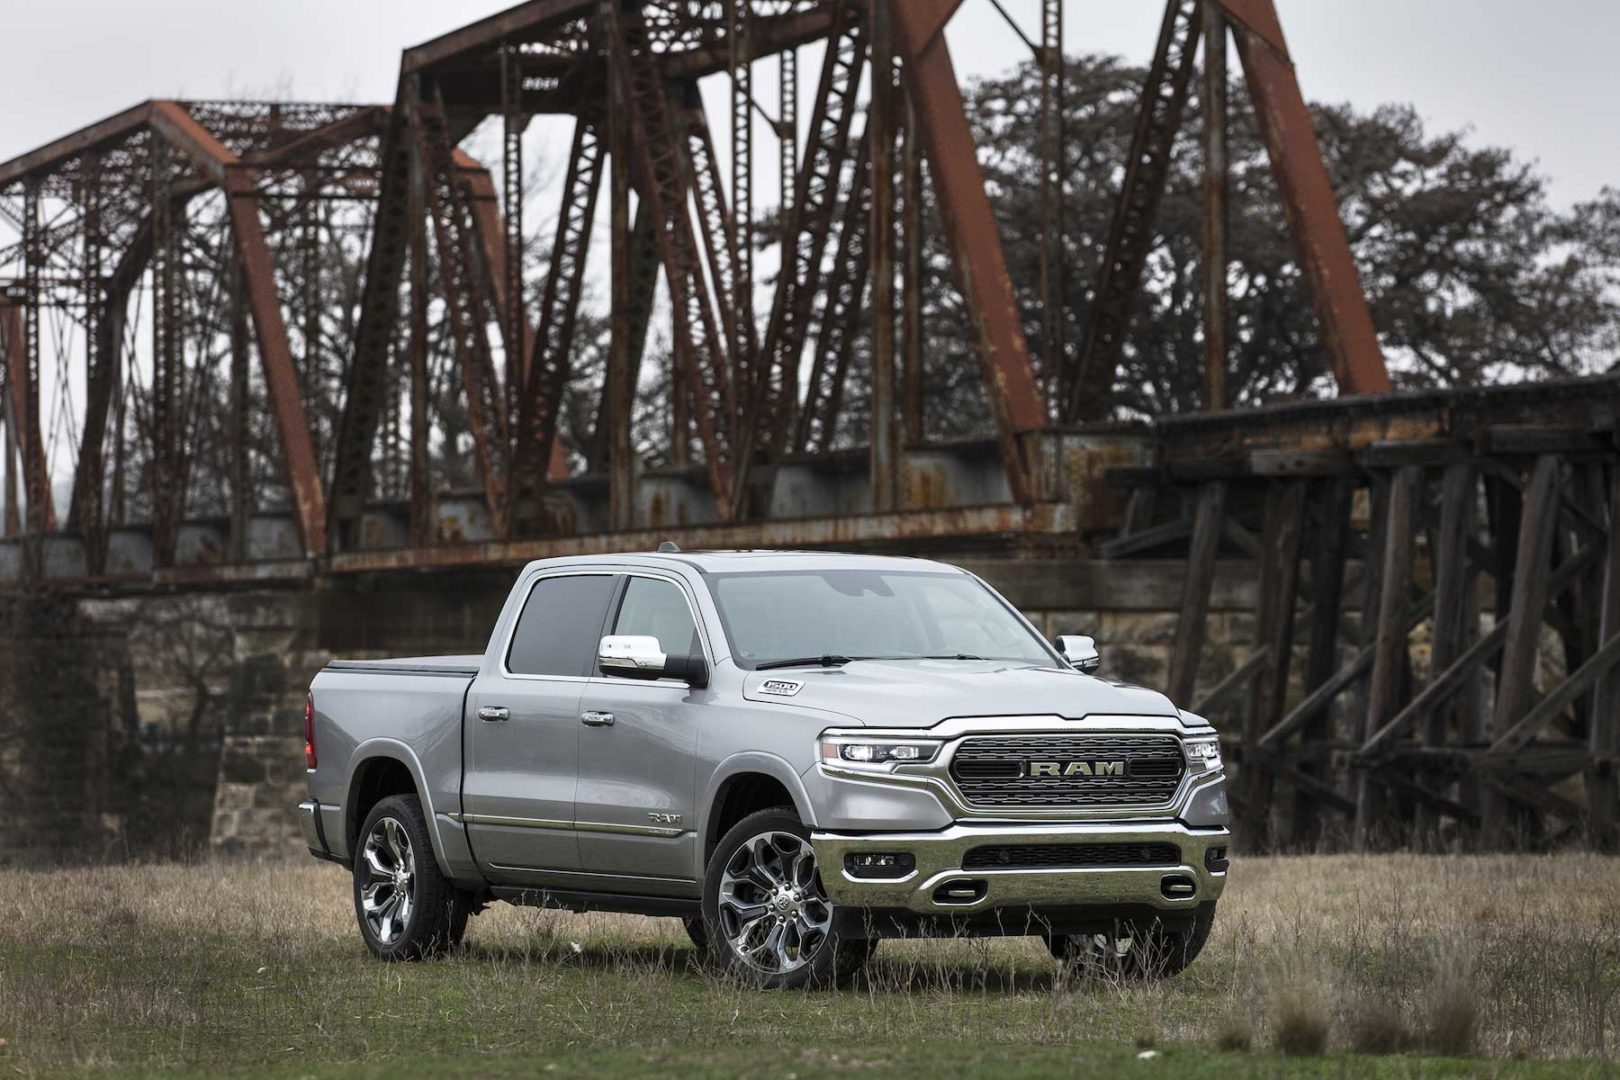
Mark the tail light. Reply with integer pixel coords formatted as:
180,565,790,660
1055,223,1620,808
304,693,317,769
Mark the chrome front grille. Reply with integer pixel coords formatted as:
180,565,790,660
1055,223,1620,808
948,734,1185,808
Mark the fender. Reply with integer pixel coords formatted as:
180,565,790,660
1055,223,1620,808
342,738,462,881
696,751,819,878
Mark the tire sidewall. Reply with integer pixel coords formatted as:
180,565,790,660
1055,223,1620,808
353,794,439,962
701,807,850,990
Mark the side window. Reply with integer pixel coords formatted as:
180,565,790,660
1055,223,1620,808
611,577,700,659
507,575,617,677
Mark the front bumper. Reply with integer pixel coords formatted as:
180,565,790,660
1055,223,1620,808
812,820,1228,916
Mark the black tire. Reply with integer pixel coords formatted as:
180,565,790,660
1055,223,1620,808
353,794,471,961
701,806,872,990
682,916,710,954
1046,903,1216,981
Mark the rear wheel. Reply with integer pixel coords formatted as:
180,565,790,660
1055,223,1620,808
701,807,872,989
353,794,471,961
1046,904,1216,981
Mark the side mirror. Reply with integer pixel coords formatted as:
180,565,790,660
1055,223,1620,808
598,635,709,689
1057,635,1101,674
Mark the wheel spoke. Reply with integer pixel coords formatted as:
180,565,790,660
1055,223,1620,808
363,845,391,878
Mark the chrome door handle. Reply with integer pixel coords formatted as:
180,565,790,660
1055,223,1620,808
580,711,615,728
477,706,510,723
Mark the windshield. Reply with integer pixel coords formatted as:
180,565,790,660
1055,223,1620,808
707,570,1060,670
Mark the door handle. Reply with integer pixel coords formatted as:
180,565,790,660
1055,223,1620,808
478,706,511,723
580,711,615,728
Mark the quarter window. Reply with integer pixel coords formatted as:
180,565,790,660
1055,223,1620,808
507,574,617,676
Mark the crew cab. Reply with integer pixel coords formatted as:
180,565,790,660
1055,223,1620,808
301,549,1229,987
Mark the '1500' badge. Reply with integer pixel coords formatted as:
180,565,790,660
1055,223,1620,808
759,678,804,697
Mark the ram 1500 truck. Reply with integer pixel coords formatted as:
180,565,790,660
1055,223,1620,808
301,549,1229,988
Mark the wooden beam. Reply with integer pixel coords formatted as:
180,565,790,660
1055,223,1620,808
1354,464,1422,849
1590,464,1620,842
1293,474,1354,845
1485,455,1563,847
1241,479,1306,842
1167,481,1227,704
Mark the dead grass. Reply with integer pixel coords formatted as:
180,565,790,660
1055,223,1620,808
0,853,1617,1076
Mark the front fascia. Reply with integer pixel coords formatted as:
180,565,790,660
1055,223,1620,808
812,714,1222,826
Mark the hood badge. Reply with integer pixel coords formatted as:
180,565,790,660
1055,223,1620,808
759,678,805,697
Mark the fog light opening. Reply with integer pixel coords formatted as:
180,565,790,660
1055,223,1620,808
932,879,988,905
1204,846,1230,873
1161,875,1197,900
844,852,916,880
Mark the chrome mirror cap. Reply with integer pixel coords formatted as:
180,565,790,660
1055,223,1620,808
599,635,669,676
1057,634,1101,674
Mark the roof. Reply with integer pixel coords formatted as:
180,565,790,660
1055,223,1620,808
519,550,967,577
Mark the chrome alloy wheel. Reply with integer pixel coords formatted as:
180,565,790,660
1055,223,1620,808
360,817,416,945
717,831,832,975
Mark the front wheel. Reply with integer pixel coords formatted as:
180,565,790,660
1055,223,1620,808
353,794,471,961
701,807,873,989
1046,904,1216,981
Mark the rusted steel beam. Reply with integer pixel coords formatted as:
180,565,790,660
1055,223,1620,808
728,1,754,402
0,101,154,187
407,146,435,547
16,189,55,540
607,4,735,512
796,134,871,454
418,94,512,532
1037,0,1065,405
1201,2,1229,411
229,259,251,563
331,95,415,551
510,115,604,535
403,0,592,74
891,0,1046,501
1068,0,1201,422
0,303,50,537
224,167,330,557
606,57,636,533
675,84,750,386
735,0,867,515
146,102,330,556
869,0,899,512
900,97,924,446
328,500,1073,576
1221,0,1390,397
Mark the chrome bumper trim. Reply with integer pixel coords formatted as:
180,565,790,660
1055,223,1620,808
812,821,1228,915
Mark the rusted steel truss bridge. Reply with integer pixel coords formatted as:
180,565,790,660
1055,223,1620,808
0,0,1615,848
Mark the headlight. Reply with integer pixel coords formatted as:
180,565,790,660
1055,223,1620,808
819,736,941,769
1183,736,1222,771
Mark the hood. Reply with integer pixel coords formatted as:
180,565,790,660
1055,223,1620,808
740,659,1177,729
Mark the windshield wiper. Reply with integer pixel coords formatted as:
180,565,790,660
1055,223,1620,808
756,654,861,671
922,653,988,661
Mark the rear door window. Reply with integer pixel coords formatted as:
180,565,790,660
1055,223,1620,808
507,574,617,677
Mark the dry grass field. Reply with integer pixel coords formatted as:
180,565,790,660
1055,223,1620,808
1,854,1618,1077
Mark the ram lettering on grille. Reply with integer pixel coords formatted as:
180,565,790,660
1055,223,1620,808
949,734,1185,808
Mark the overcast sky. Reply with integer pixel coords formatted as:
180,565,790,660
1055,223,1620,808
1,0,1616,208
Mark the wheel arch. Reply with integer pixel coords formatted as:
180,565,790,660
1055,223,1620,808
343,740,454,878
698,753,817,876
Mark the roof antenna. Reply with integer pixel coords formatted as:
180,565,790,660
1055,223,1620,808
657,540,682,553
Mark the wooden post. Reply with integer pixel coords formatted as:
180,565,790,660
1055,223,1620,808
1168,481,1227,706
1291,475,1354,845
1588,462,1620,846
1418,461,1476,842
1353,465,1422,850
1485,454,1562,849
1241,479,1306,844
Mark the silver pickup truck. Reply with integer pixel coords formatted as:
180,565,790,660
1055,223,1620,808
301,549,1229,988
